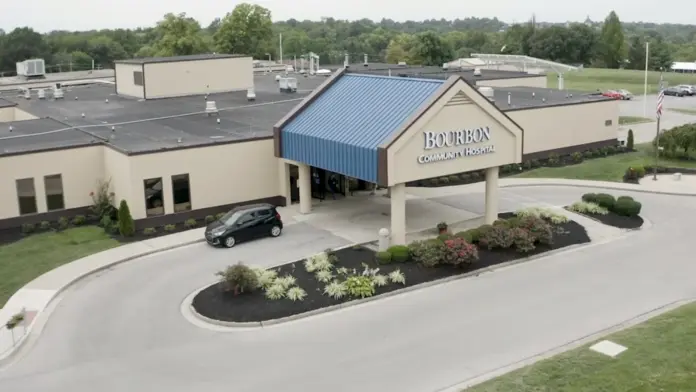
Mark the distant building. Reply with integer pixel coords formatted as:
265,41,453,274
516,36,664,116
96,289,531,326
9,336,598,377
671,62,696,73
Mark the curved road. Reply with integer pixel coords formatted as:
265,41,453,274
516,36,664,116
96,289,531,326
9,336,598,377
1,186,695,392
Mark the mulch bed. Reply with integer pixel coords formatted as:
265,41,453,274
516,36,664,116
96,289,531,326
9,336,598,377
192,214,591,323
568,209,644,230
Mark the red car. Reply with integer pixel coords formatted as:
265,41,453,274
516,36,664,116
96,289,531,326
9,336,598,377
601,90,623,99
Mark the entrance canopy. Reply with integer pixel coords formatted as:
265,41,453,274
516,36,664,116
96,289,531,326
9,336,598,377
274,69,523,186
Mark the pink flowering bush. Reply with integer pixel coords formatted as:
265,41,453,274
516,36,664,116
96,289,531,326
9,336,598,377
442,238,479,266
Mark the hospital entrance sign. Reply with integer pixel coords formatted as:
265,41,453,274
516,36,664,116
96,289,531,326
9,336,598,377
417,127,495,164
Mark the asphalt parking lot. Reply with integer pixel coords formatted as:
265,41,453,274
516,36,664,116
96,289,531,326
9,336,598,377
619,93,696,143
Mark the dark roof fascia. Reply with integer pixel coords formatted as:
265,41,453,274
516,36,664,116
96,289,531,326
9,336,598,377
114,54,249,65
0,99,18,108
0,141,101,158
123,136,273,156
502,96,617,112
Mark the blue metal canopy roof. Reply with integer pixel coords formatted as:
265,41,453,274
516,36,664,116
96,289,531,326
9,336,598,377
280,73,444,183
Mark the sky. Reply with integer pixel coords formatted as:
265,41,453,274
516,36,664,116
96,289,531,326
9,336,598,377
1,0,693,32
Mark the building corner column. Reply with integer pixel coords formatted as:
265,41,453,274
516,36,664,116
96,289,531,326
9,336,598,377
484,166,499,225
389,182,406,245
278,159,291,207
298,163,312,214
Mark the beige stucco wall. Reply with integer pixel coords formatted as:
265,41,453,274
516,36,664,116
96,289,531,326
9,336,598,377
506,100,619,155
476,76,547,89
103,146,132,208
124,139,278,219
115,63,144,99
387,79,522,186
0,146,104,219
0,107,38,122
143,57,253,99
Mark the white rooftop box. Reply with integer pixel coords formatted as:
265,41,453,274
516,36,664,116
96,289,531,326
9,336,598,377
16,59,46,77
279,77,297,93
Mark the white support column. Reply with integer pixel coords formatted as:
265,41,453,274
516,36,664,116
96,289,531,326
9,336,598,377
278,159,291,206
390,182,406,245
484,166,499,224
298,163,312,214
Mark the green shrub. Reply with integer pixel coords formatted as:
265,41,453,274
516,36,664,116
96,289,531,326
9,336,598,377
215,212,225,220
634,166,646,177
594,193,616,210
375,251,393,264
448,175,460,183
440,177,450,185
470,171,481,180
409,239,446,267
583,150,593,159
164,224,176,232
109,223,120,235
627,129,634,150
463,228,482,243
613,198,642,217
143,227,157,235
21,223,35,234
441,237,478,266
571,152,583,163
387,245,410,262
216,263,259,296
581,193,598,203
606,146,617,154
100,215,112,228
515,207,568,225
58,217,69,229
477,224,494,238
39,221,51,230
117,200,135,237
547,153,560,166
429,178,440,186
493,219,511,227
568,201,608,215
617,195,634,202
205,215,215,223
523,160,533,170
479,226,515,250
437,233,453,242
72,215,86,226
530,159,541,168
517,216,554,245
344,276,375,298
511,228,536,252
184,218,197,228
459,173,471,182
454,230,474,242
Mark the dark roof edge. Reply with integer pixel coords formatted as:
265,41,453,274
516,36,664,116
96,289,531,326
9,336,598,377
114,54,250,65
0,142,100,158
123,136,273,156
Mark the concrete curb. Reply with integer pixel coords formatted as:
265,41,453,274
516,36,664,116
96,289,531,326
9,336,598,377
436,298,695,392
501,182,696,197
184,241,597,330
0,237,205,366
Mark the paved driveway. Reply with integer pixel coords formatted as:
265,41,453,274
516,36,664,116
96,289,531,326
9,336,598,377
0,187,694,392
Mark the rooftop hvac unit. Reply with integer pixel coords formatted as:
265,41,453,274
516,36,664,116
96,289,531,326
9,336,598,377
478,86,495,101
205,101,219,116
473,68,482,76
397,61,407,67
37,89,46,99
279,77,297,93
53,84,64,99
246,88,256,101
16,59,46,78
23,89,31,100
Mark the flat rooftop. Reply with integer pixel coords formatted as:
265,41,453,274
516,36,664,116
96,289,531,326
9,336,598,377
114,54,248,65
0,69,115,89
0,73,327,156
343,63,537,81
492,86,615,110
0,98,16,108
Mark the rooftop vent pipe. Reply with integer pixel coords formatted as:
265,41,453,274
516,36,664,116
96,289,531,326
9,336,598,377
344,53,350,68
246,88,256,101
53,85,64,99
37,89,46,99
364,53,368,67
24,89,31,100
473,68,482,76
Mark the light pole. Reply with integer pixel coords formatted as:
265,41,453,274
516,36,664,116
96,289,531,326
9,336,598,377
653,67,664,181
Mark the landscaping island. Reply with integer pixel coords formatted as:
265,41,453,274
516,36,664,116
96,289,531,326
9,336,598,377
192,208,591,323
567,192,644,230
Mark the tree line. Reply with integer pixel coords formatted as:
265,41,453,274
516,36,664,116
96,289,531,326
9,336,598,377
1,4,695,75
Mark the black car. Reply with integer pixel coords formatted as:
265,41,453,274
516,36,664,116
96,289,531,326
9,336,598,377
664,87,686,97
205,204,283,248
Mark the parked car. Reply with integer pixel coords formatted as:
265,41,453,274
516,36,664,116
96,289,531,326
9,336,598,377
664,87,687,97
601,90,623,99
676,85,696,95
204,203,283,248
617,89,634,100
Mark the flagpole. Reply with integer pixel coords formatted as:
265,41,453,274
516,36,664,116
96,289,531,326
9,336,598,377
653,69,663,181
643,41,649,117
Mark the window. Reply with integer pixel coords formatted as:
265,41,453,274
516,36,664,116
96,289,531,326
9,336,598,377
44,174,65,211
171,174,191,212
605,119,613,126
16,178,37,215
133,71,144,86
143,177,164,216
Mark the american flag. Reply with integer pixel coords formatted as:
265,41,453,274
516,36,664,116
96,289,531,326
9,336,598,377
656,76,664,119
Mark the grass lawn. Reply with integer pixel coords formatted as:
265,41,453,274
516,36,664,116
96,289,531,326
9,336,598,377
514,144,696,182
547,68,696,93
465,302,696,391
669,108,696,116
619,115,653,125
0,226,119,307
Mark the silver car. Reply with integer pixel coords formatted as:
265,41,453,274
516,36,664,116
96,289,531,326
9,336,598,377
617,89,634,100
676,85,696,96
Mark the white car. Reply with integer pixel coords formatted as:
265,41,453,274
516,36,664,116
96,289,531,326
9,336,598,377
617,89,633,100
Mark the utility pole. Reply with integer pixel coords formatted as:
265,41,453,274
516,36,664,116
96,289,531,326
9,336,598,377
279,33,283,64
643,41,649,117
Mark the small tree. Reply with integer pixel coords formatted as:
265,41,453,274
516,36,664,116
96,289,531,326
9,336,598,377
90,179,116,219
216,263,258,296
118,200,135,237
627,129,634,150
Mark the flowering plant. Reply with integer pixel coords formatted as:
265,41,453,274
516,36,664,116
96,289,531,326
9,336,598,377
442,238,479,266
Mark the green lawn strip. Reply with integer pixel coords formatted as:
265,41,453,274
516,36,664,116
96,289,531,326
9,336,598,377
547,68,696,93
465,302,696,391
619,116,653,125
513,144,696,182
669,108,696,116
0,226,119,307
